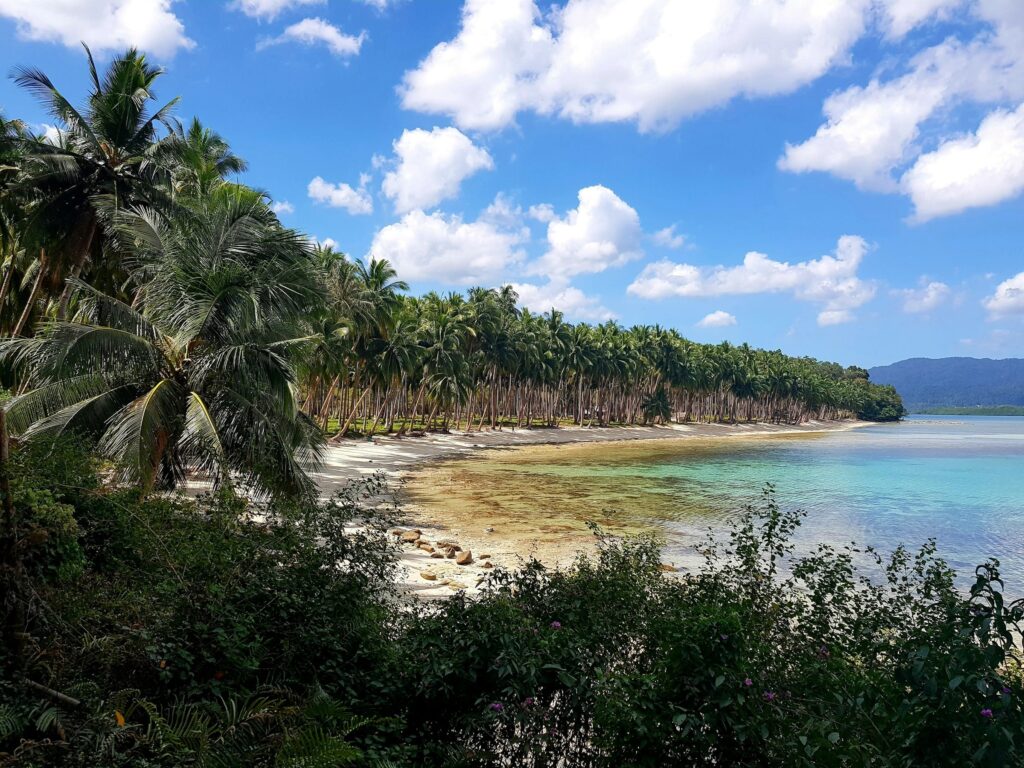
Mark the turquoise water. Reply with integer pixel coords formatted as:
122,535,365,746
409,416,1024,593
648,417,1024,590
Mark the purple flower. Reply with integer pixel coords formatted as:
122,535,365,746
980,708,993,719
720,634,729,641
550,621,562,630
1002,686,1011,695
490,702,504,713
523,697,536,707
743,678,753,688
763,691,776,702
818,645,830,659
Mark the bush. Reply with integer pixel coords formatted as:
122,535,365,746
1,442,1021,767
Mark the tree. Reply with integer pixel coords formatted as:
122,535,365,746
7,46,178,328
0,186,323,497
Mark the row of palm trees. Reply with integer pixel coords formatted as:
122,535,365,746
0,48,903,498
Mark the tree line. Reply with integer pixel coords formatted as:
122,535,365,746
0,47,904,498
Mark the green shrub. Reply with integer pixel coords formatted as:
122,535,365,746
2,442,1021,767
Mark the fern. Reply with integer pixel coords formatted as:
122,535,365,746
0,705,26,741
275,726,362,768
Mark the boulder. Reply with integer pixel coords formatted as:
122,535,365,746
430,551,444,559
479,553,492,559
418,543,435,553
482,561,493,569
448,581,467,591
420,571,437,581
445,549,457,559
401,531,421,543
659,563,678,573
456,550,473,566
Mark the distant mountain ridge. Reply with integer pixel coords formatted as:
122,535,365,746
868,357,1024,412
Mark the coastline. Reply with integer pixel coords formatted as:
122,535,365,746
316,419,871,599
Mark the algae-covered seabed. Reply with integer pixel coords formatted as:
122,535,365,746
403,417,1024,590
402,432,823,568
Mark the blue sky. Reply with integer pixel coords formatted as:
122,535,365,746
1,0,1023,368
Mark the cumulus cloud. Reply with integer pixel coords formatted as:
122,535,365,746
697,310,737,328
983,272,1024,317
312,236,339,251
400,0,867,132
628,235,875,326
381,127,494,214
511,279,615,321
308,175,373,215
529,185,643,280
230,0,323,20
652,225,686,249
0,0,194,57
527,203,556,223
902,102,1024,221
895,280,951,313
259,17,366,57
879,0,966,39
781,3,1024,217
271,200,295,215
367,200,528,285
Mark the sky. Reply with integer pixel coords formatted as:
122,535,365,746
1,0,1023,368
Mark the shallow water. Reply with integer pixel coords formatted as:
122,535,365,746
404,416,1024,591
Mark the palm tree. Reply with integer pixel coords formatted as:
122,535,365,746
8,46,178,327
0,186,323,497
158,116,248,198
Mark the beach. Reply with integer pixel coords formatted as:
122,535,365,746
317,419,868,599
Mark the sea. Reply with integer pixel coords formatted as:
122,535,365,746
405,416,1024,596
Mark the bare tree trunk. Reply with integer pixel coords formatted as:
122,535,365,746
13,250,47,337
1,408,26,675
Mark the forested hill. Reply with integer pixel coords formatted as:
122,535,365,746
868,357,1024,412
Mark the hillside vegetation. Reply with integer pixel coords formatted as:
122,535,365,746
869,358,1024,412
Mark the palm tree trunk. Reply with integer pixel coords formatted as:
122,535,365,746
0,409,26,675
337,383,373,439
13,250,47,337
0,259,15,332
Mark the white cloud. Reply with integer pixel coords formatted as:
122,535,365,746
652,225,685,249
312,236,339,251
778,64,949,191
628,235,876,326
259,17,366,57
0,0,194,57
512,279,614,321
401,0,869,132
367,204,528,285
983,272,1024,317
357,0,398,9
527,203,556,223
38,123,62,145
879,0,966,38
895,279,950,312
697,310,737,328
230,0,323,20
381,127,494,214
308,176,373,215
530,185,642,280
902,102,1024,221
271,200,295,215
781,3,1024,215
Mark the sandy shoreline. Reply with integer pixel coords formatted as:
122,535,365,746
316,420,870,599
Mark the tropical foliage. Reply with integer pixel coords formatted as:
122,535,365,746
0,444,1020,766
0,49,903,502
